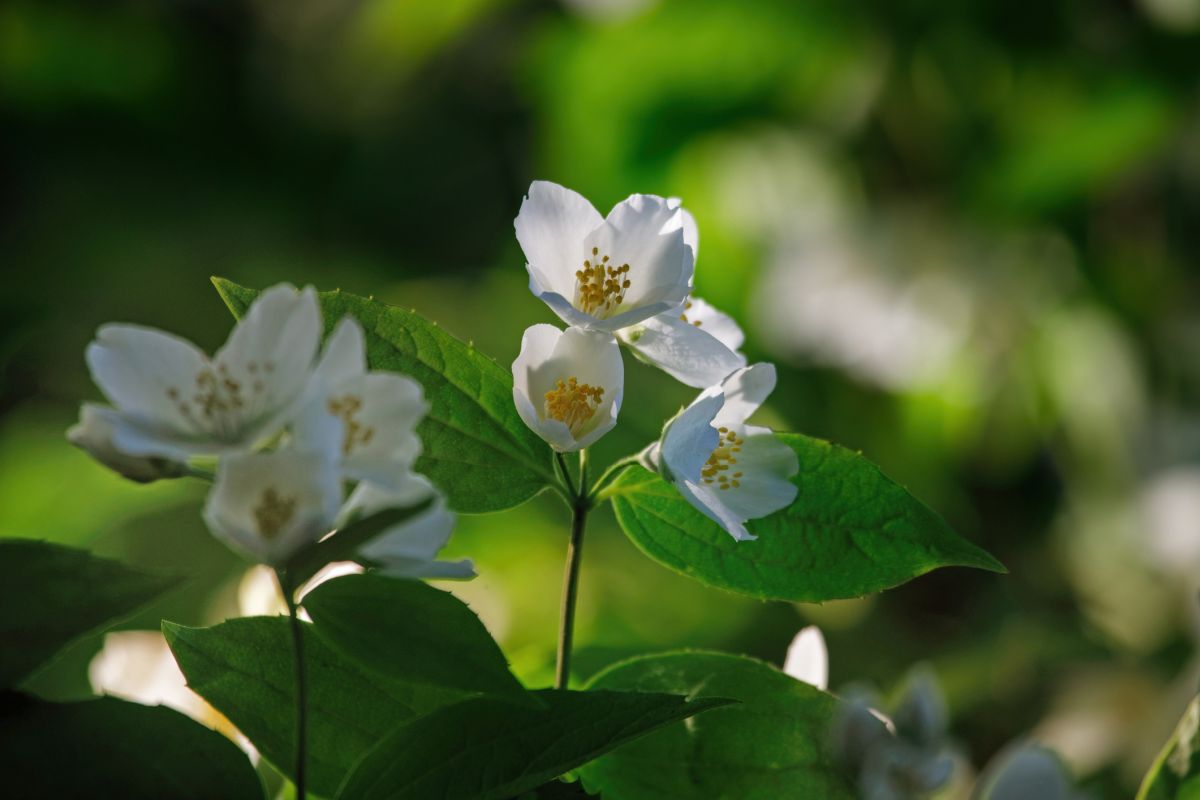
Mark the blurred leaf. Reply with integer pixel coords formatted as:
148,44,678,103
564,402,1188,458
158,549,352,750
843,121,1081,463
608,433,1004,601
303,573,527,702
0,691,261,799
285,500,432,590
1138,694,1200,800
213,279,557,513
336,688,732,800
579,651,855,799
164,616,464,798
0,539,176,689
974,742,1079,800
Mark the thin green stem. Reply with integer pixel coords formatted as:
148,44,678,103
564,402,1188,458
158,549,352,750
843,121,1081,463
587,454,640,503
277,571,308,800
554,449,591,690
554,451,578,499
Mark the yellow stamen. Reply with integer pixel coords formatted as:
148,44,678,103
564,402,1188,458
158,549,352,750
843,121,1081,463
544,377,604,436
702,428,741,488
328,394,376,457
253,487,296,539
574,247,631,317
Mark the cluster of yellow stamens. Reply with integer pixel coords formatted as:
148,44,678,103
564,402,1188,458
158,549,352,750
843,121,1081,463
574,247,631,316
168,360,272,423
253,487,297,539
544,377,604,435
702,426,744,491
328,394,375,456
678,299,703,327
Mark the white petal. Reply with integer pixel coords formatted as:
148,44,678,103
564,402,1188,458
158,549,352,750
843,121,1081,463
713,362,777,429
312,317,367,390
659,393,723,483
203,450,342,565
68,404,186,483
620,314,746,388
516,181,605,302
666,198,700,260
711,425,798,521
678,478,755,541
784,626,829,689
683,297,744,353
325,373,427,488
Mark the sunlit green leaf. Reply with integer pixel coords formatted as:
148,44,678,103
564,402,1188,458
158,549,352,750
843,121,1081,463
609,433,1003,601
0,539,176,689
213,278,557,513
579,651,856,799
303,573,526,702
163,616,464,798
337,689,731,800
0,691,261,799
1138,694,1200,800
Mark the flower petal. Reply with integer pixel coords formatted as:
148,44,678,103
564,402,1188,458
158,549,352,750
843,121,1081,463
709,425,798,521
784,626,829,690
516,181,604,302
659,393,723,483
678,478,755,541
68,404,187,483
713,362,777,429
329,373,427,488
620,313,746,388
683,296,744,353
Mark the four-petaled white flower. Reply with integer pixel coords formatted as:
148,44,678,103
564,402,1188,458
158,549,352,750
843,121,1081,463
516,181,694,334
512,324,623,452
203,449,342,565
643,363,798,541
68,403,188,483
293,317,428,490
84,284,321,462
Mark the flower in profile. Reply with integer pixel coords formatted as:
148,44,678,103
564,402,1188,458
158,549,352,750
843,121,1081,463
512,324,623,452
202,449,342,565
784,625,829,690
68,404,188,483
81,284,321,463
515,181,694,334
643,363,797,541
293,317,428,489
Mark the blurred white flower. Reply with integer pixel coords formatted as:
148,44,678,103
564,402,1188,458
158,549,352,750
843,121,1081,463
515,181,693,334
82,284,321,462
512,324,623,452
68,404,187,483
643,363,797,541
783,625,829,690
972,742,1081,800
293,317,428,490
203,449,342,565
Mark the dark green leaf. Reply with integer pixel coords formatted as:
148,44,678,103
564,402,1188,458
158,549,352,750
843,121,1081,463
579,651,856,799
164,616,464,798
213,278,557,512
304,573,527,702
609,433,1004,601
1138,694,1200,800
0,691,261,799
337,689,732,799
0,539,177,689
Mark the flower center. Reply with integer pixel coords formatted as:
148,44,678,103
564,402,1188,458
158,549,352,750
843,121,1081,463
328,394,375,457
574,247,631,318
701,426,743,491
253,487,297,539
544,377,604,436
678,299,703,327
167,360,273,434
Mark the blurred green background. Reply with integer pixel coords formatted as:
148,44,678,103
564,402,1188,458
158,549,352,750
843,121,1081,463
3,0,1200,795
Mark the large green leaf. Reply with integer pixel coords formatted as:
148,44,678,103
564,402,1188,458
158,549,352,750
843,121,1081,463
303,574,526,702
164,616,464,798
337,689,731,800
213,278,557,512
0,691,262,799
0,539,176,689
608,433,1004,601
578,651,856,799
1138,694,1200,800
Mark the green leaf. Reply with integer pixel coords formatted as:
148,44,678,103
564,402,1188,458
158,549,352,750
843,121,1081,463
0,539,176,689
1138,694,1200,800
609,433,1004,601
213,278,557,512
337,688,731,800
0,691,262,799
303,574,527,702
578,651,856,799
164,616,464,798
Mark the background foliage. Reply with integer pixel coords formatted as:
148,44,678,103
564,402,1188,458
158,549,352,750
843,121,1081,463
3,0,1200,797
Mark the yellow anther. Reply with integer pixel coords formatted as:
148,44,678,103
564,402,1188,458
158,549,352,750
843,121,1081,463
328,394,375,457
544,377,604,436
574,249,631,317
702,426,742,487
253,487,296,539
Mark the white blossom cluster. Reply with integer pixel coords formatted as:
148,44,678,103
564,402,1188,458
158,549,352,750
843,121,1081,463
512,181,798,540
69,285,471,578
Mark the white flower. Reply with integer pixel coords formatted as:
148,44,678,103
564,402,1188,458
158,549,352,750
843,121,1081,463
83,284,321,462
293,317,428,489
515,181,694,334
203,449,342,565
644,363,798,541
68,404,187,483
784,625,829,690
343,474,474,580
512,324,623,452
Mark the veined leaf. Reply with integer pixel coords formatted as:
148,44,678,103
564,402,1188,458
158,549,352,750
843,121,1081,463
336,689,731,800
579,651,856,799
0,539,176,689
609,433,1004,601
213,279,557,513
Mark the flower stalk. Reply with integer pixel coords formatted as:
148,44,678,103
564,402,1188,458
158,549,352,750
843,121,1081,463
555,449,590,689
276,570,308,800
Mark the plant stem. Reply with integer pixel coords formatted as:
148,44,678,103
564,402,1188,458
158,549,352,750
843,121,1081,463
555,450,590,690
587,454,640,503
277,571,308,800
554,451,577,499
